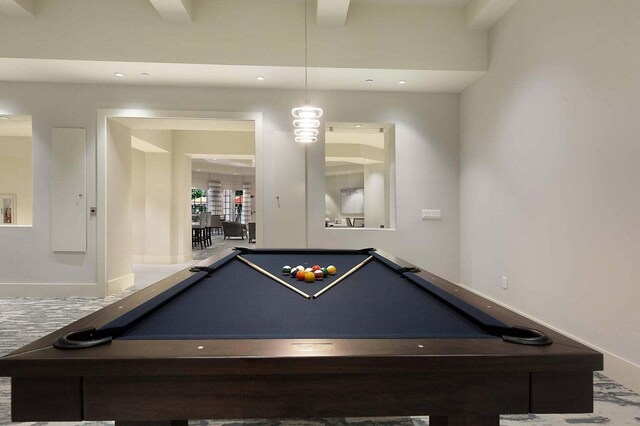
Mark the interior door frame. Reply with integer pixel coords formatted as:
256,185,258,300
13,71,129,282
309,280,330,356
97,108,263,296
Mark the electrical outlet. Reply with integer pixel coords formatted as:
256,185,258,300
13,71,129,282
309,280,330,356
421,209,442,220
501,276,508,290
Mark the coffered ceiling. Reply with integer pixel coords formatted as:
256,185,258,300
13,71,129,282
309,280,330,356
0,0,518,92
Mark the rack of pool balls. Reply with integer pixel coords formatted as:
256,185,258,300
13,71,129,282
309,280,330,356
282,264,337,282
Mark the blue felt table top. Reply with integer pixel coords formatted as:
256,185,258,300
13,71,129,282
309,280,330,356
111,251,499,340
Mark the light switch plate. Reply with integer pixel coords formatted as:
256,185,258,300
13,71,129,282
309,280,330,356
422,209,442,220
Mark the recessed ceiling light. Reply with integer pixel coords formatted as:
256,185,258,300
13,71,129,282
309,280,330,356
365,79,373,83
355,124,362,128
114,72,125,77
398,80,407,85
141,73,150,77
256,76,265,81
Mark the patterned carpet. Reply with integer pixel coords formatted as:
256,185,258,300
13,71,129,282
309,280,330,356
1,241,638,425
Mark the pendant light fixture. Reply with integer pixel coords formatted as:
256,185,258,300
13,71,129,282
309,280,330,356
292,0,322,143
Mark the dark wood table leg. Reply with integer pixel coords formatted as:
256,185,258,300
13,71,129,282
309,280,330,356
116,421,187,426
429,415,499,426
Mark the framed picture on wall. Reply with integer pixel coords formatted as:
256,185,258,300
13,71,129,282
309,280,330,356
1,194,16,225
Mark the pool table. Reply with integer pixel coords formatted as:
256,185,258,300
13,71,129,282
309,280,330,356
0,248,602,426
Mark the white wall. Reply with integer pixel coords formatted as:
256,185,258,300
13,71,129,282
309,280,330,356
0,136,32,225
135,129,175,264
174,130,254,156
0,85,99,295
460,0,640,391
132,148,177,265
308,92,460,280
325,173,365,222
0,82,460,294
131,148,146,262
144,152,173,263
364,163,386,229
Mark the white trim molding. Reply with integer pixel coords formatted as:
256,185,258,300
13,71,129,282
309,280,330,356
0,283,99,297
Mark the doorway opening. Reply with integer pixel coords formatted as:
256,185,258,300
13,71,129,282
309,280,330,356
97,109,262,295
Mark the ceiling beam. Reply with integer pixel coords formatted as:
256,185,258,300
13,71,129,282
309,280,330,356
317,0,350,27
148,0,193,24
465,0,517,30
0,0,36,17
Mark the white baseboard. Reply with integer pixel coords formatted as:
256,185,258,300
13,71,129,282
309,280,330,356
0,282,99,297
601,351,640,393
454,282,640,394
106,273,134,295
132,255,192,264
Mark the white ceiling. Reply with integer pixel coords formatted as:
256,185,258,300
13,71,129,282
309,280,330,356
0,58,485,93
131,136,169,153
113,116,257,173
326,121,387,171
327,121,393,133
326,132,384,150
354,0,470,7
111,117,255,132
0,0,517,93
192,156,255,169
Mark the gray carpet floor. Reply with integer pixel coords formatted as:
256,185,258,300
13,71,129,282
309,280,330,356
1,238,639,424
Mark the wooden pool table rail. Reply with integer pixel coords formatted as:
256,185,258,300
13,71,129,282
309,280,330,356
0,248,603,425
